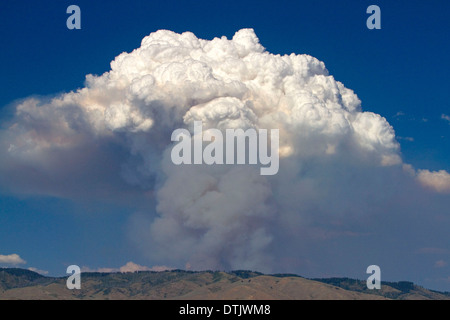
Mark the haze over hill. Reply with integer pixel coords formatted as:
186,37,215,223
1,268,449,300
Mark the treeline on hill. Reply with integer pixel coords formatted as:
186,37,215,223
312,277,450,299
1,268,449,299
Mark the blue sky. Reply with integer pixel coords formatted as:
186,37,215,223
0,0,449,291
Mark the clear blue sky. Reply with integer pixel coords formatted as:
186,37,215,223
0,0,449,290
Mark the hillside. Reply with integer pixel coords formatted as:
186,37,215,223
0,268,448,300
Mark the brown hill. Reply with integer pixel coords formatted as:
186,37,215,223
0,268,448,300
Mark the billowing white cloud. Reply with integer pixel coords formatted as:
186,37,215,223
0,254,26,265
119,261,172,273
0,29,449,275
417,169,450,193
81,262,172,273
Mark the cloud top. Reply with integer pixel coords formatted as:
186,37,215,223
0,29,402,197
81,262,172,273
0,254,26,265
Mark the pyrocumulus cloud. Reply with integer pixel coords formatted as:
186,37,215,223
1,29,449,273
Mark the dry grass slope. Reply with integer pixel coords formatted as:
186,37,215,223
1,269,449,300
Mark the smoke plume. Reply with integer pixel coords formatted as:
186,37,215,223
1,29,449,273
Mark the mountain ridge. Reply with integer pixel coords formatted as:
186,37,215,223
1,268,449,300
